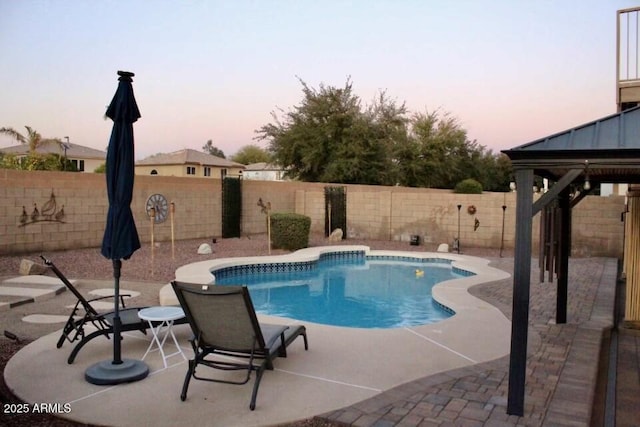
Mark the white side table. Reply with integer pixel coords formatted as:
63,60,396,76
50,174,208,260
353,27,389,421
138,306,187,369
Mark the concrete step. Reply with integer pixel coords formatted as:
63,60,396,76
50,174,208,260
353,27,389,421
0,276,69,311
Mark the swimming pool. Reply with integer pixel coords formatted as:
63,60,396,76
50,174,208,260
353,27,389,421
212,250,474,328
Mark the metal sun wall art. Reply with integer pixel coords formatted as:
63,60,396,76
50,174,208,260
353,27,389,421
19,190,65,227
467,205,480,231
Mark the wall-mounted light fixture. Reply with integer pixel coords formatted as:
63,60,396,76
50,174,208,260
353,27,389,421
583,160,591,191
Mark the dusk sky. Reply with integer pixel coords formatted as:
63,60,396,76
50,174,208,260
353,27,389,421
1,1,638,160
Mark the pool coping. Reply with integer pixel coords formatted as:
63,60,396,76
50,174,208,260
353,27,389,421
163,246,511,316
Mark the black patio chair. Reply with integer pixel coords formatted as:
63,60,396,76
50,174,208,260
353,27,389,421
171,281,308,410
41,255,153,364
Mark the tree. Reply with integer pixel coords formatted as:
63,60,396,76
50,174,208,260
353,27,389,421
477,152,513,192
365,91,410,185
0,125,75,171
392,111,513,190
256,78,511,189
202,139,225,158
0,152,77,171
393,111,470,188
230,144,272,165
0,125,62,153
257,78,407,184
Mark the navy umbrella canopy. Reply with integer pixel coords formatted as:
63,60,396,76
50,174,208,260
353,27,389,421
101,71,141,261
86,71,148,385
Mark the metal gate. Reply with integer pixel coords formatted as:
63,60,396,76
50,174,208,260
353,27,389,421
222,177,242,238
324,186,346,238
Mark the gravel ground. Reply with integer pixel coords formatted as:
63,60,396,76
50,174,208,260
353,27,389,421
0,234,509,285
0,234,510,427
0,235,292,286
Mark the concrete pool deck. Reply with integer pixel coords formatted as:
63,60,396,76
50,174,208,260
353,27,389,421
5,250,514,426
3,250,636,426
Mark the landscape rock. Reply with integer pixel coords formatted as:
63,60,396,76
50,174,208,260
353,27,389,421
328,228,343,242
197,243,212,254
437,243,449,253
19,259,47,276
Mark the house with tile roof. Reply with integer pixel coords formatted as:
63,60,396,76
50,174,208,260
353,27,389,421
135,149,245,179
242,162,287,181
0,140,106,172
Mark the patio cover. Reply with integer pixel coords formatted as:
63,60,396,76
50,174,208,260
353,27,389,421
501,105,640,415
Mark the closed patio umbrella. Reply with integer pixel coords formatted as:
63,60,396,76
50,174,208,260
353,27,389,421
85,71,148,385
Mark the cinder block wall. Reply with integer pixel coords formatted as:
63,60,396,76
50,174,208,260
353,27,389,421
0,169,626,258
0,170,221,254
2,169,107,254
241,180,301,234
343,186,518,247
571,195,627,257
134,174,221,245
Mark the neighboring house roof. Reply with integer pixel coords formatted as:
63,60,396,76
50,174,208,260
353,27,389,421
244,162,283,171
0,140,106,159
136,149,245,168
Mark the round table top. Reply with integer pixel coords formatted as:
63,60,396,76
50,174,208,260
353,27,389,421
138,306,185,322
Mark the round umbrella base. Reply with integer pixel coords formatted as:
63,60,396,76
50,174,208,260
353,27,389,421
85,359,149,385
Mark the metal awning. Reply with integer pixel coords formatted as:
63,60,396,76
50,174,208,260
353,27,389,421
503,105,640,184
501,106,640,416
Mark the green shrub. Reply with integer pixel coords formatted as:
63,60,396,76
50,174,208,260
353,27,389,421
270,213,311,251
454,178,483,194
0,153,78,171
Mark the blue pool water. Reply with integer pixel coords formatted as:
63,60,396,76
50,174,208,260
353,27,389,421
214,252,471,328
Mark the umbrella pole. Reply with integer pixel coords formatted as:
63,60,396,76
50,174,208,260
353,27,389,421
112,259,122,364
170,202,175,260
85,258,148,385
266,201,271,254
150,207,155,276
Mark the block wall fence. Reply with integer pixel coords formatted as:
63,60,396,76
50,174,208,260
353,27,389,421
0,169,626,258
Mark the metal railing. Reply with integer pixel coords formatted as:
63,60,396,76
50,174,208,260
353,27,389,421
617,7,640,83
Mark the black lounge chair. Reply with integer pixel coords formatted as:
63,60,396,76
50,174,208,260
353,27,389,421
41,255,153,364
171,281,308,410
